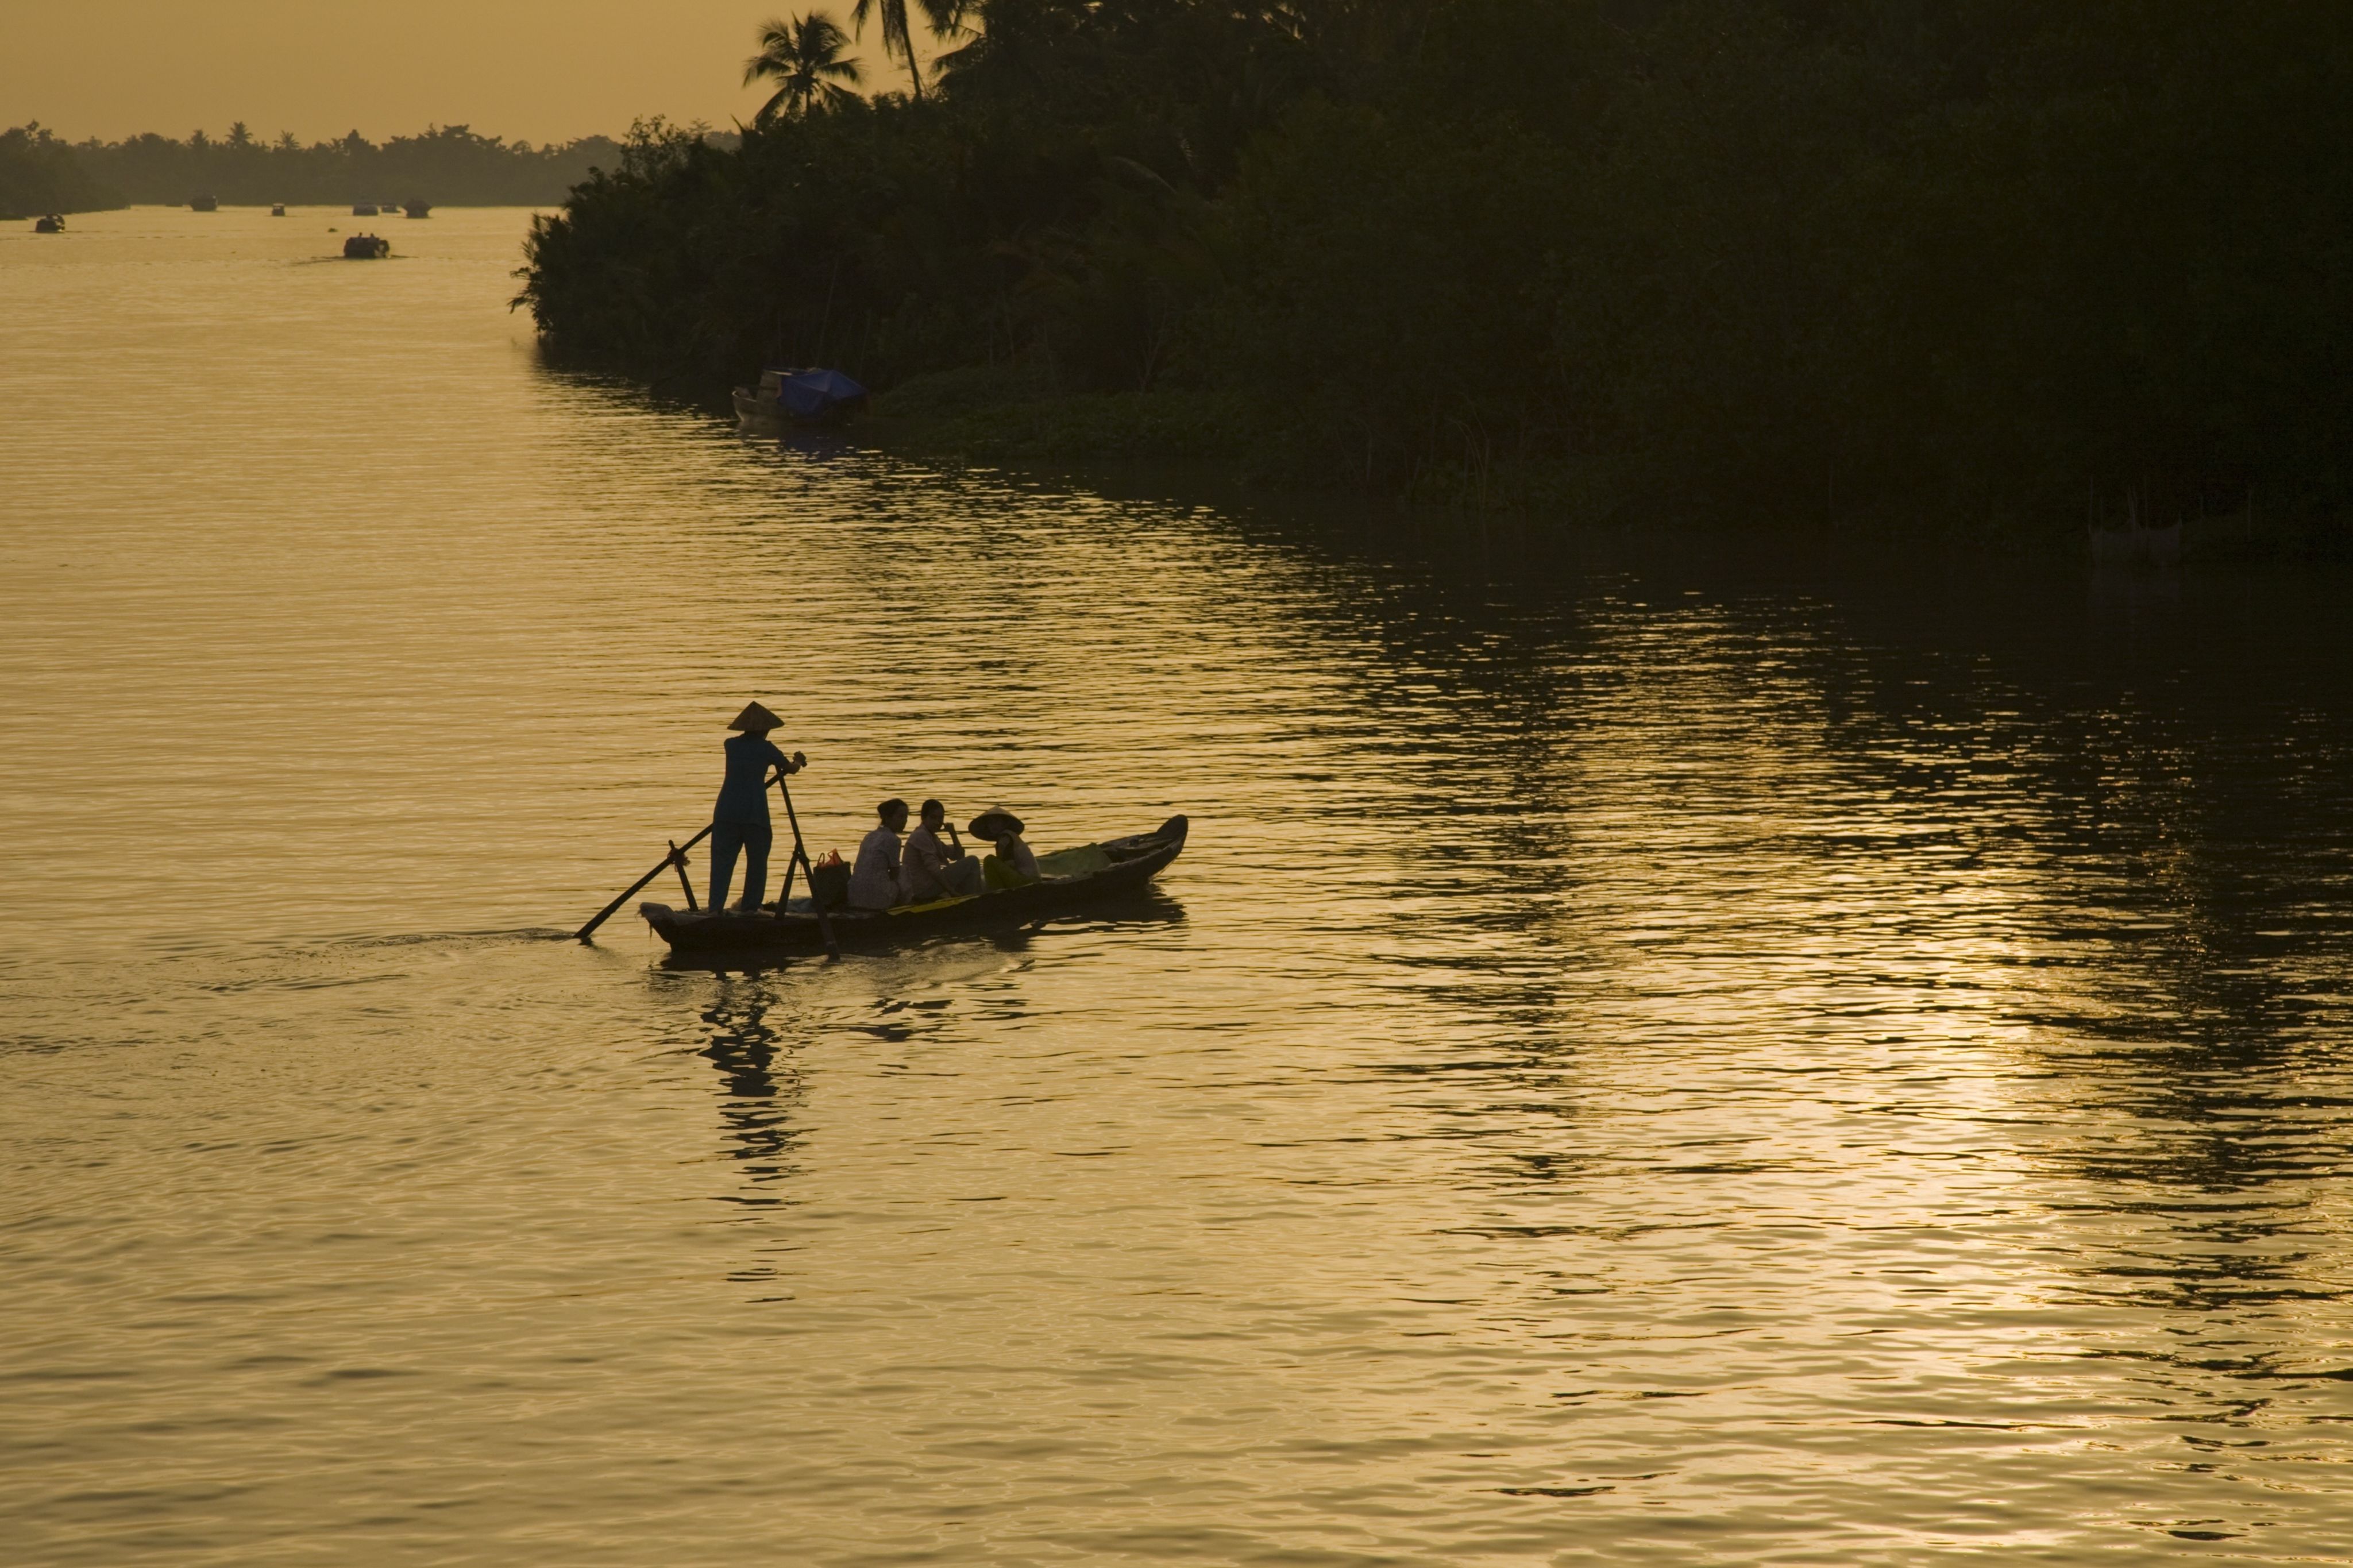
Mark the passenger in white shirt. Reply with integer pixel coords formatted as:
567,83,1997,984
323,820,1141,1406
903,798,983,900
848,798,909,909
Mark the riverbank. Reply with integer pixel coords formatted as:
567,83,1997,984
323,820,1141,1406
863,377,1647,526
0,123,123,219
520,3,2353,545
853,369,2353,558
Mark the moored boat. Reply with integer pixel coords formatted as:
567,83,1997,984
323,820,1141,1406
641,815,1187,953
342,233,391,259
270,203,287,217
190,194,218,211
402,199,432,218
34,214,64,233
352,202,378,217
732,365,869,431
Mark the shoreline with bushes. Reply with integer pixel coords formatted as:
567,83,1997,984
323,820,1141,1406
511,1,2350,540
0,125,122,219
847,369,2346,559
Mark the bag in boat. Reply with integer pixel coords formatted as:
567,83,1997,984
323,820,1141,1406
809,850,850,910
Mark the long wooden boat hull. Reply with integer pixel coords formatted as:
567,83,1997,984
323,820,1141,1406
731,380,865,432
731,388,784,431
641,815,1187,953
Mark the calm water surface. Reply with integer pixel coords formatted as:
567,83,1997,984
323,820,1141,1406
5,208,2353,1564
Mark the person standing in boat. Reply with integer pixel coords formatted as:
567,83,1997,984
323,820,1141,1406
849,798,909,909
709,701,805,910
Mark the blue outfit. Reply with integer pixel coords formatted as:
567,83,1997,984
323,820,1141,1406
709,733,789,909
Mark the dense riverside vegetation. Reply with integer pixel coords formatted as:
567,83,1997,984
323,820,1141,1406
0,125,123,218
5,123,628,211
519,0,2353,528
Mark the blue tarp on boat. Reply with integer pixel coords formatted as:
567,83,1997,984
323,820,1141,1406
768,368,869,420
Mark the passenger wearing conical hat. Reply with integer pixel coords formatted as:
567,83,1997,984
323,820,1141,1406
709,701,804,910
971,806,1039,890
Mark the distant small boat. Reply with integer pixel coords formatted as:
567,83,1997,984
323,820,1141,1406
352,203,378,217
33,214,63,233
270,203,287,217
342,233,391,260
190,194,218,212
732,366,870,431
402,199,432,219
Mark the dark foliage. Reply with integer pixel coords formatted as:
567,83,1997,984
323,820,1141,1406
519,0,2353,528
0,123,124,219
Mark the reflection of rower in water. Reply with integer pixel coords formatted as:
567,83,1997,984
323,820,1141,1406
710,701,806,910
699,982,805,1183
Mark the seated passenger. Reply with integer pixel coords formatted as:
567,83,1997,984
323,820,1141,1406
848,798,909,909
903,798,984,901
970,806,1040,890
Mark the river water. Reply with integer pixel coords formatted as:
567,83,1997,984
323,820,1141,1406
5,207,2353,1565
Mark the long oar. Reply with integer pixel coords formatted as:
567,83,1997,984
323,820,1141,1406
575,822,715,942
773,768,841,960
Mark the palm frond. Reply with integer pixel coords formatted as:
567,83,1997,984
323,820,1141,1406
742,11,870,118
916,0,969,41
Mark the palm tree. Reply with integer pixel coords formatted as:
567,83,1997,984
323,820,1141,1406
847,0,967,100
743,13,867,122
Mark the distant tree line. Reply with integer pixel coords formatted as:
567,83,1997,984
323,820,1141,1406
522,0,2353,528
5,122,631,213
0,124,121,218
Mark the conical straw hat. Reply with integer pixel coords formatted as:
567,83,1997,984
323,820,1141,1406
968,805,1025,839
728,700,784,732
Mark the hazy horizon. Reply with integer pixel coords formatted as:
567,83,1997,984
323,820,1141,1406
4,0,919,145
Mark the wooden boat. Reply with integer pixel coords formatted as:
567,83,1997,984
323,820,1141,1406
342,233,391,259
402,200,433,219
641,815,1187,953
732,366,869,431
352,203,379,217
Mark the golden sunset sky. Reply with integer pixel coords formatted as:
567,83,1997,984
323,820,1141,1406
4,0,917,144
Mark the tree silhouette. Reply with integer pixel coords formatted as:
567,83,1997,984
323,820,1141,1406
847,0,966,99
745,13,867,122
